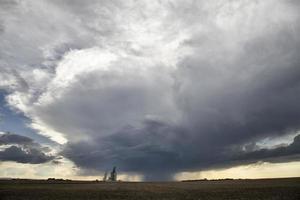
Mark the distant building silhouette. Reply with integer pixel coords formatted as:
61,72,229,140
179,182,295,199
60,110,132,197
103,171,108,181
108,166,117,181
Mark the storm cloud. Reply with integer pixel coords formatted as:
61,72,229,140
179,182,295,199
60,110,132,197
0,132,33,145
0,132,54,164
0,0,300,180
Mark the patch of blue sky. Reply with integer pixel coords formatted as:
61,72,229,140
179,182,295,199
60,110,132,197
0,90,57,146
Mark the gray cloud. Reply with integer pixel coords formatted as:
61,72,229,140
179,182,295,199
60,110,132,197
63,120,186,180
60,0,300,180
0,0,300,180
0,145,53,164
0,132,54,164
232,135,300,163
63,121,300,180
0,132,33,145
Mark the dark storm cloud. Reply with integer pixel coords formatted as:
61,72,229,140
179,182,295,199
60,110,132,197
62,2,300,179
64,120,300,180
1,0,300,180
232,135,300,163
0,132,33,145
0,132,54,164
174,27,300,149
63,120,186,180
0,145,54,164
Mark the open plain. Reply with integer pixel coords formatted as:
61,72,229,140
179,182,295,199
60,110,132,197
0,178,299,200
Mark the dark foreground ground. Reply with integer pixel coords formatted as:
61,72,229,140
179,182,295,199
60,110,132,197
0,178,300,200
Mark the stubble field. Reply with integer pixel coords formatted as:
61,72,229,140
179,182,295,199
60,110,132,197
0,178,299,200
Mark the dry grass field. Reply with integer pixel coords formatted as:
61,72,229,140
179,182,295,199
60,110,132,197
0,178,299,200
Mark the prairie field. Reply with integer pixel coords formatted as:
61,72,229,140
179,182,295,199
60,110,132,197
0,178,299,200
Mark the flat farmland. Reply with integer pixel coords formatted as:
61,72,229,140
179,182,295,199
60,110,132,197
0,178,299,200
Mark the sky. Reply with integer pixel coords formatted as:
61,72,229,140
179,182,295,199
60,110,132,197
0,0,300,181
